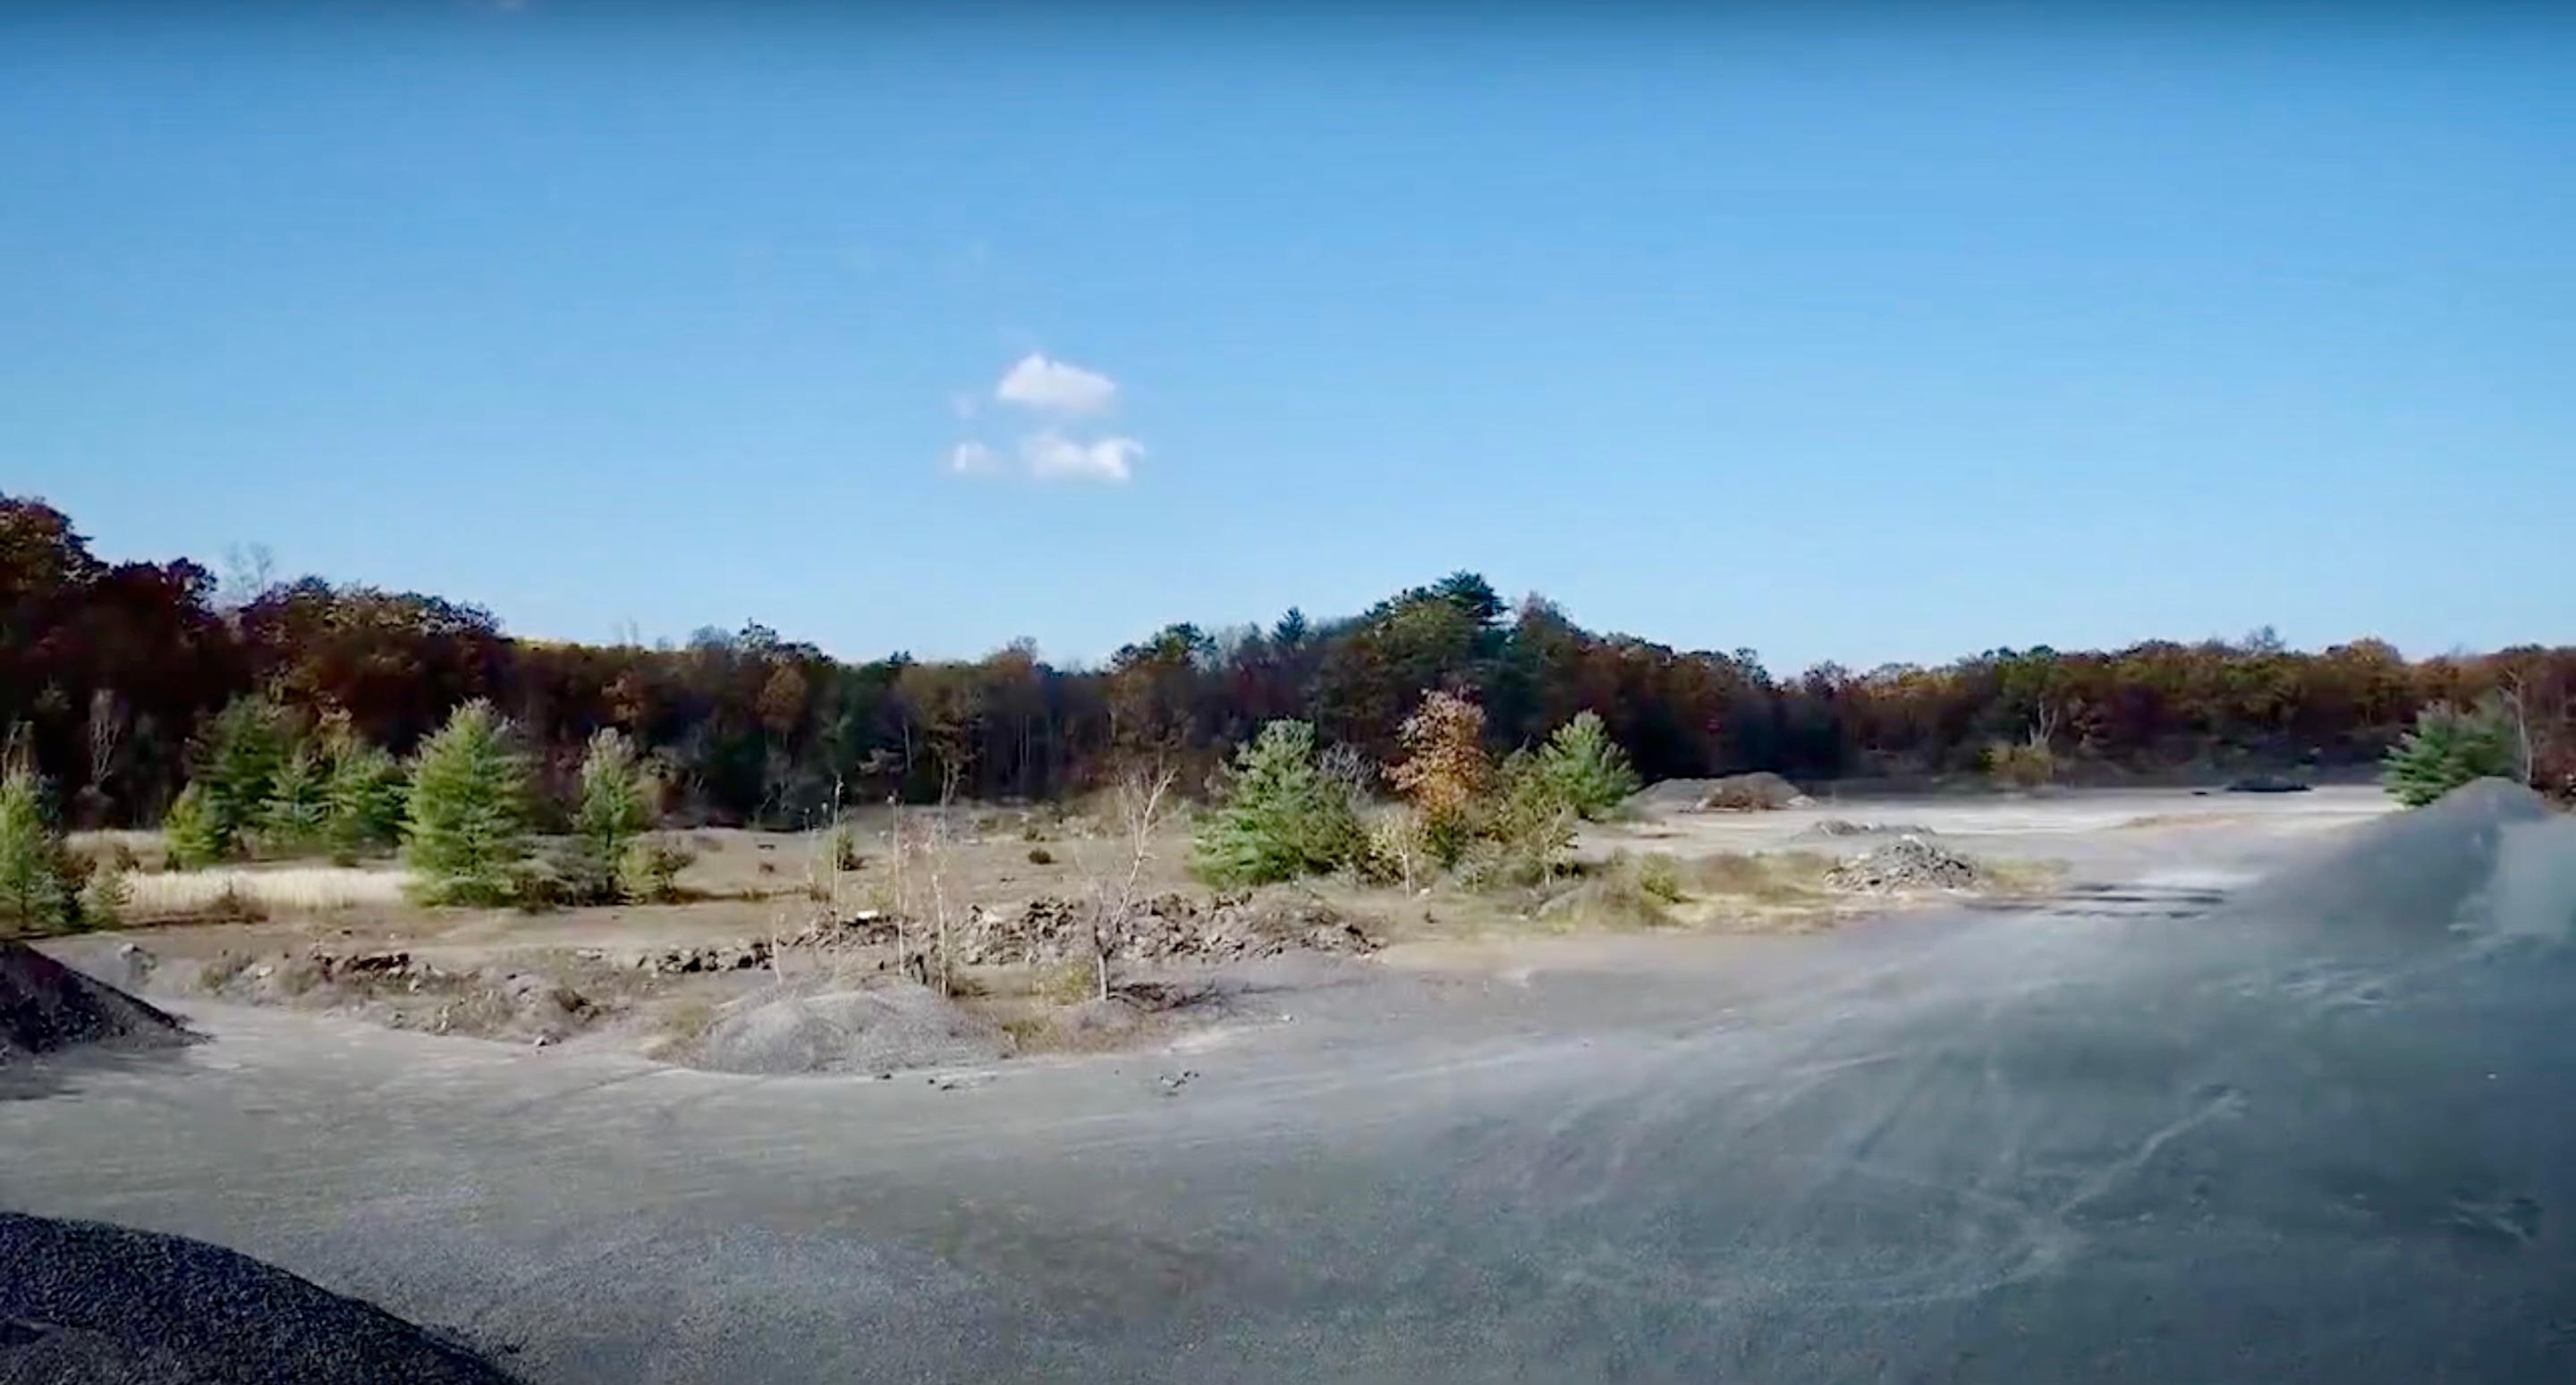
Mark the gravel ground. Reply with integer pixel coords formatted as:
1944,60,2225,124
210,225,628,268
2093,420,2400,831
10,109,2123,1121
0,1212,520,1383
6,782,2572,1383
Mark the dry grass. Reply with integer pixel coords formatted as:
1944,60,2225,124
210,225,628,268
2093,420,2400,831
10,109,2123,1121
67,829,167,868
1535,849,1847,933
123,866,411,920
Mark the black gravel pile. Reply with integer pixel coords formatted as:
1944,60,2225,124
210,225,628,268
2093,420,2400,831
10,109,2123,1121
0,1212,521,1383
0,942,191,1062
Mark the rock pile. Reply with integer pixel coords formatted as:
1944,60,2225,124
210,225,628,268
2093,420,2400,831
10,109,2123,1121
632,942,774,975
2,1211,521,1382
953,892,1377,966
1825,836,1982,892
1,942,192,1062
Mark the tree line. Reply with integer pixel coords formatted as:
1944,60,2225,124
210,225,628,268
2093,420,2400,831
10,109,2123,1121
6,494,2571,830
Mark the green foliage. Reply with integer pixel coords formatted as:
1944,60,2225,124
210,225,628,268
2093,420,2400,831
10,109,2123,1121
402,700,533,906
1468,749,1580,887
78,849,130,930
2383,693,2522,807
260,746,331,854
1533,711,1640,820
0,767,76,934
162,781,224,870
1191,720,1363,886
196,696,292,857
617,836,695,904
560,729,656,903
324,742,407,859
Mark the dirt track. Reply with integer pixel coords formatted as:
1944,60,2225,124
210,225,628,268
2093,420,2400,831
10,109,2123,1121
9,785,2574,1381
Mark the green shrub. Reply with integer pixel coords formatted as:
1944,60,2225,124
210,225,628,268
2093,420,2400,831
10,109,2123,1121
1470,749,1579,887
0,767,76,934
1191,720,1363,886
162,781,225,870
2383,693,2522,807
261,746,331,855
324,742,407,859
560,729,655,904
1027,845,1055,865
402,700,534,906
1534,711,1640,820
617,836,695,903
78,849,131,931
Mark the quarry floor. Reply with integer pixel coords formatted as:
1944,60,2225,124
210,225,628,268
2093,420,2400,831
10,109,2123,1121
13,784,2575,1383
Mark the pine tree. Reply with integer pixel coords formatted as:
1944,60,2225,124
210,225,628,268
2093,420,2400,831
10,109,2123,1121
1535,711,1640,820
193,697,290,857
324,742,407,859
1191,720,1361,886
162,781,224,870
79,849,131,931
562,729,654,903
0,765,74,935
261,746,331,854
2383,694,2521,807
402,700,532,906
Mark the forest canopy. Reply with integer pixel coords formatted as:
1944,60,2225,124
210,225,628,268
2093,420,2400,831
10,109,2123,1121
5,494,2569,828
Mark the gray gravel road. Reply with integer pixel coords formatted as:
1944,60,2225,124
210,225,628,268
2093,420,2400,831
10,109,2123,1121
6,785,2573,1382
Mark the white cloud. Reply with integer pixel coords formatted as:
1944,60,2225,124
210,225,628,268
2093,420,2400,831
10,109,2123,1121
945,440,1003,476
1020,430,1140,484
995,352,1117,415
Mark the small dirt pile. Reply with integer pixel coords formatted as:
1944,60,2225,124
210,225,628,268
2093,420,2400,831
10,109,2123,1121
0,942,191,1062
692,978,1008,1075
1826,836,1982,892
1693,773,1816,813
0,1211,520,1383
951,892,1377,967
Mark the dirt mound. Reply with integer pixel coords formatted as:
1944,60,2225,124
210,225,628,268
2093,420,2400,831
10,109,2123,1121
0,942,192,1062
952,892,1377,967
692,979,1009,1075
2237,776,2553,943
1825,836,1981,892
0,1211,520,1383
1693,773,1816,813
186,948,600,1043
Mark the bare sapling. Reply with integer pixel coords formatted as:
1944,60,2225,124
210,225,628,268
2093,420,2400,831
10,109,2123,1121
1081,764,1176,1003
926,809,957,998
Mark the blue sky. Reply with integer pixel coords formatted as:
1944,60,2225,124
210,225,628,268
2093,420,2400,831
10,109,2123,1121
6,3,2571,673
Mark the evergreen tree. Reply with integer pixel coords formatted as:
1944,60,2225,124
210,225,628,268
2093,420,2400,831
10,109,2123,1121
0,765,74,934
324,741,407,858
2383,693,2521,807
1534,711,1640,820
79,849,131,931
261,746,331,853
194,697,290,857
1191,720,1361,886
402,700,532,906
162,781,224,870
562,729,655,903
